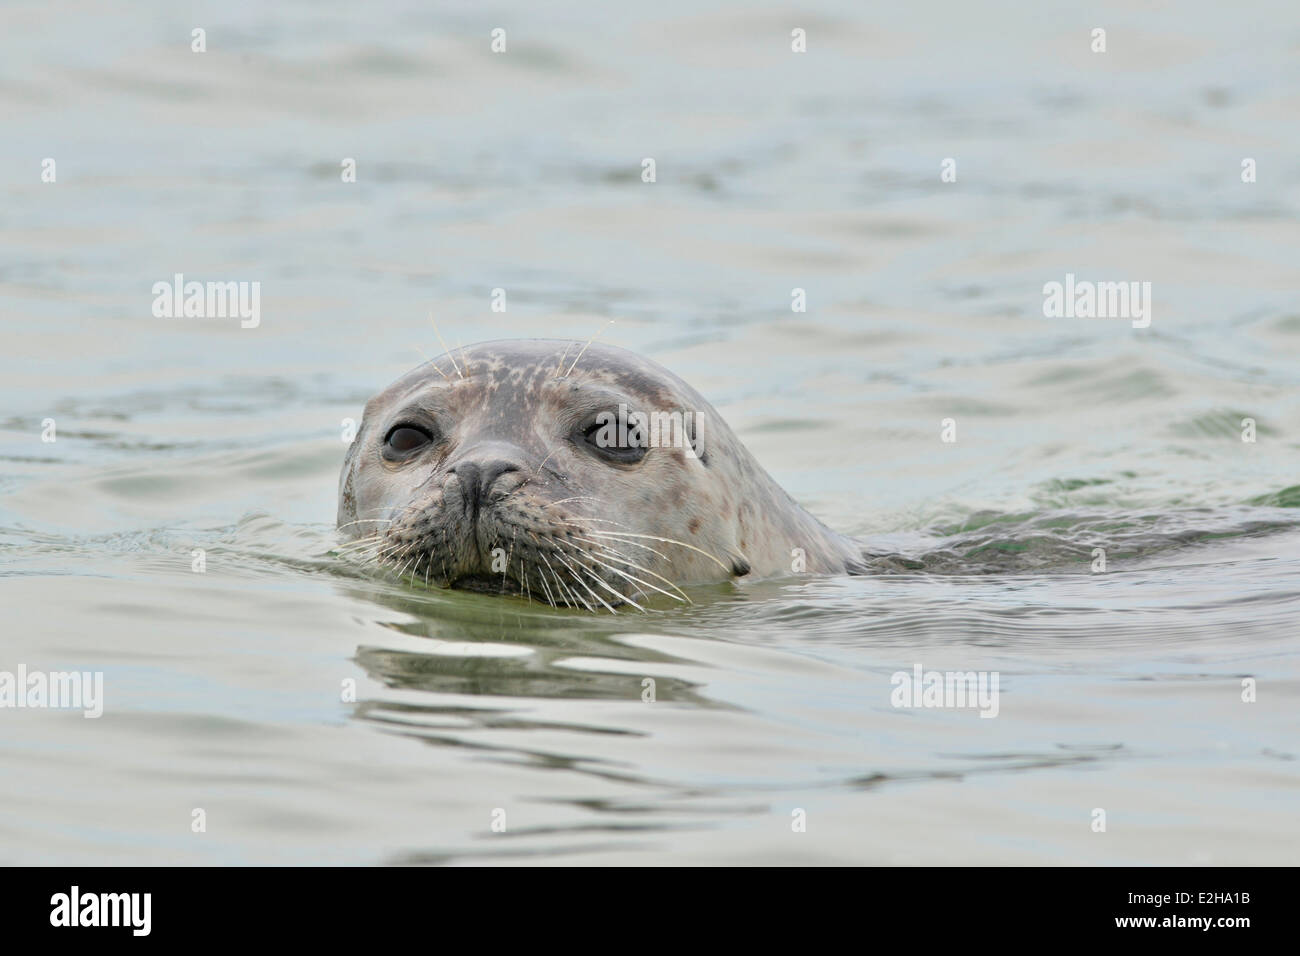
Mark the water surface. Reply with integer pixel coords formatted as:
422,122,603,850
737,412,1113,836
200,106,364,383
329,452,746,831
2,0,1298,864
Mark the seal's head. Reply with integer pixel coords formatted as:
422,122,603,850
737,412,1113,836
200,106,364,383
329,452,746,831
338,339,859,609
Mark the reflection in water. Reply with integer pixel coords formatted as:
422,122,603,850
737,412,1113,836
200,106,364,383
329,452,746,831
320,500,1300,862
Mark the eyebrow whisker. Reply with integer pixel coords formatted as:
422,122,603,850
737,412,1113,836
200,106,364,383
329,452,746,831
429,313,464,379
563,319,615,378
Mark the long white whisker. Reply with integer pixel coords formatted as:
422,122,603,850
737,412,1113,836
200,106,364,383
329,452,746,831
542,553,588,610
555,552,619,613
584,530,730,572
429,313,463,379
569,531,672,564
564,319,614,377
564,541,688,604
561,547,647,612
564,515,633,529
535,564,557,606
553,342,574,378
411,342,453,383
337,517,393,533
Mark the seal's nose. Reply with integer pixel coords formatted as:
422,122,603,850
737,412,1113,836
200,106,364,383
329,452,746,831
451,460,520,518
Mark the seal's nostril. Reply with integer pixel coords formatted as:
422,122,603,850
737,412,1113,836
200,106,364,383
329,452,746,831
451,460,520,516
479,461,519,494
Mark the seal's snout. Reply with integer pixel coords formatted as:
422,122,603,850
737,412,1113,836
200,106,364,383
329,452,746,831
449,458,520,520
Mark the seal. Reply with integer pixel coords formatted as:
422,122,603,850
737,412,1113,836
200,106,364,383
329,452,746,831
337,339,864,609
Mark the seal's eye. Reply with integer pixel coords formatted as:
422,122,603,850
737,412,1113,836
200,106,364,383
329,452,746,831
384,424,434,457
579,417,647,465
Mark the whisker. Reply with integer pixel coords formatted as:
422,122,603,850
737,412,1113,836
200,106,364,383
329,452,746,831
564,540,689,604
552,568,581,610
560,545,647,612
579,563,641,613
410,342,453,383
568,530,672,564
563,515,635,530
429,313,463,379
503,530,518,591
535,564,558,606
372,539,410,561
336,517,393,534
516,446,562,492
542,553,588,610
553,342,575,378
555,552,618,613
335,529,385,546
584,530,730,572
334,534,388,558
564,319,614,377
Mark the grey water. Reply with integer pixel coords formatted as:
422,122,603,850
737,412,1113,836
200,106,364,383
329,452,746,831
1,0,1298,864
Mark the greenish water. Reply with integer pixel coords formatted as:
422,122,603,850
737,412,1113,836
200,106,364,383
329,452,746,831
1,0,1298,864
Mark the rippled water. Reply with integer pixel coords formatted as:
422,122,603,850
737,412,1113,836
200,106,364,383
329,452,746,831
2,0,1299,864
